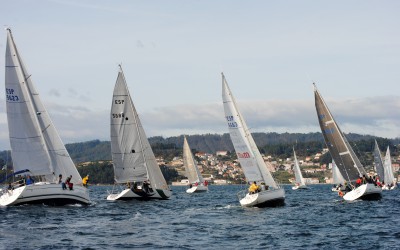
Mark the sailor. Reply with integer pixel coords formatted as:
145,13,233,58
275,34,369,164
25,175,34,185
65,175,73,190
82,175,89,187
248,181,259,194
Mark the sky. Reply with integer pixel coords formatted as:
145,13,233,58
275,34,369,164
0,0,399,150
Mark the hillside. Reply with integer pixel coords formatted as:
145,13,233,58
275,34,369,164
0,132,398,165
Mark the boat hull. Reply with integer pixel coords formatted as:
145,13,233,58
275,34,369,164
186,185,208,193
342,183,382,201
239,188,285,208
107,187,172,201
382,184,397,191
332,185,346,192
292,185,308,190
0,182,90,206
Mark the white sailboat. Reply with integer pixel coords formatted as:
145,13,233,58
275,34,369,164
314,83,381,201
292,148,307,190
107,67,171,201
383,147,396,190
183,136,208,193
331,161,346,192
0,29,89,206
373,140,385,184
222,73,285,207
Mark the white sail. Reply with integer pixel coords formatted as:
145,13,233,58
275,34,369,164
373,140,385,181
222,73,277,188
293,148,306,186
332,161,345,185
110,67,169,191
5,28,81,183
183,136,204,184
383,147,395,185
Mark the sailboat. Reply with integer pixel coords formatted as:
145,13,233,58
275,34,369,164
183,136,208,193
373,140,385,184
331,161,346,192
0,29,90,206
106,66,171,201
383,147,396,190
222,73,285,207
314,83,381,201
292,148,307,190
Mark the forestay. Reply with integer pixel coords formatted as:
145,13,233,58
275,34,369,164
314,84,366,183
5,29,82,183
222,73,277,188
183,136,203,184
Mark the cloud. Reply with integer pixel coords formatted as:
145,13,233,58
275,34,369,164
48,89,61,97
136,40,144,48
0,95,398,150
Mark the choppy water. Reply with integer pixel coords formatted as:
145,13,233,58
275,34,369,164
1,185,399,249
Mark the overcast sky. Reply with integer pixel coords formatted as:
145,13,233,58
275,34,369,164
0,0,399,150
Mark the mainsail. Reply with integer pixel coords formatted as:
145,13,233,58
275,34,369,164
314,84,366,183
222,73,277,188
5,29,82,183
110,67,168,190
293,148,305,186
373,140,385,181
383,147,395,185
183,136,203,184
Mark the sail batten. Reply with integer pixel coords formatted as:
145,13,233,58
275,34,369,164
222,73,277,188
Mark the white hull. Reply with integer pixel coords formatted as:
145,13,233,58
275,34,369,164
107,187,172,200
186,185,208,193
0,182,90,206
292,185,307,190
332,186,346,192
239,188,285,207
382,184,396,191
342,183,382,201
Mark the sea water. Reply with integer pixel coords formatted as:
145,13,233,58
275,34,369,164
0,185,399,249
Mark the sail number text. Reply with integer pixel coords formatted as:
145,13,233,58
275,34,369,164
115,100,124,104
237,152,250,158
112,113,125,118
6,88,19,102
225,115,237,128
